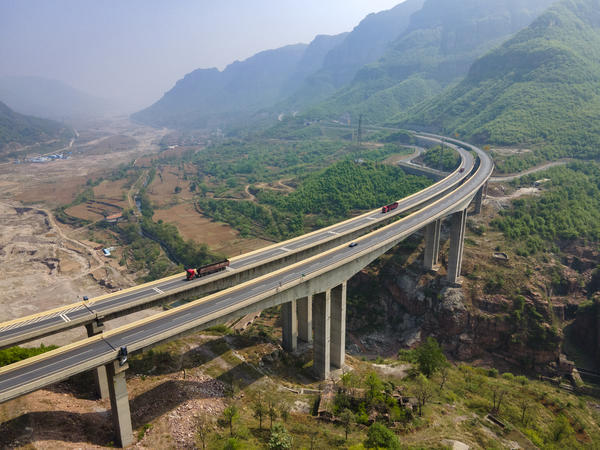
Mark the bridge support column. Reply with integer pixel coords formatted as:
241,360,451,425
282,299,297,352
474,182,489,214
85,320,109,399
297,296,312,343
474,187,483,214
447,209,467,285
331,282,347,369
423,219,442,271
106,360,133,448
313,290,331,380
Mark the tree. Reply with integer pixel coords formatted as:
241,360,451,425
415,337,447,377
490,384,507,415
268,423,292,450
267,395,278,429
222,404,239,437
339,408,354,440
518,396,530,425
414,374,433,416
195,413,212,450
437,362,450,390
278,401,291,424
364,422,400,450
252,393,267,430
365,371,384,405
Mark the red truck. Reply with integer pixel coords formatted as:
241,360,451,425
185,259,230,280
381,202,399,213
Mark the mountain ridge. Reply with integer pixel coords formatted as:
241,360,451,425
397,0,600,168
0,100,73,157
0,76,115,121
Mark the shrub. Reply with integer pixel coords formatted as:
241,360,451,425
268,423,292,450
364,423,401,450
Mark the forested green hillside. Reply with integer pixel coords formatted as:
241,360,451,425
198,159,431,240
493,162,600,255
308,0,554,123
401,0,600,168
0,100,71,157
258,159,431,219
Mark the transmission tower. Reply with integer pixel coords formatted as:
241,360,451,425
357,114,363,148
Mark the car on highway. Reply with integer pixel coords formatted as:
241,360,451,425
348,242,357,248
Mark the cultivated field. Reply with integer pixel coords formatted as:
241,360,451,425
152,202,271,255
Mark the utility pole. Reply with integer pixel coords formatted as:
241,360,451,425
357,114,363,148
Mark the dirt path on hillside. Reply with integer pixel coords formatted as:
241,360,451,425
244,184,256,201
490,159,572,182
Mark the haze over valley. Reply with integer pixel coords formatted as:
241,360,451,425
2,1,600,448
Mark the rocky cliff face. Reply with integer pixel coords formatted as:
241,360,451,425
347,257,562,372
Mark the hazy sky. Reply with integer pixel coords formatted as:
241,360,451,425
0,0,403,112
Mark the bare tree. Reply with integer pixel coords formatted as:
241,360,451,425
438,363,450,391
267,395,278,429
252,392,267,430
196,413,212,450
222,403,239,437
518,396,530,425
279,401,291,423
490,385,508,415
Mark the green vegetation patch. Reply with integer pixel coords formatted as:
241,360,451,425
422,145,461,172
492,162,600,255
258,159,431,220
0,344,58,367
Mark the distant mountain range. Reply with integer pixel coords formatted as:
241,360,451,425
131,37,346,129
307,0,556,123
133,0,425,129
133,0,596,148
0,76,115,121
0,100,72,156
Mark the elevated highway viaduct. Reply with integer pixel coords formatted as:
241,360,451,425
0,133,478,401
0,133,473,352
0,134,492,446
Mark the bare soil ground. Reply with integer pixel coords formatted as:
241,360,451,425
0,119,167,208
0,119,169,345
147,165,195,207
152,203,271,256
65,200,122,222
0,200,107,322
93,179,129,209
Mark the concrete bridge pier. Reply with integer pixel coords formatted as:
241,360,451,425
296,295,313,343
313,290,331,379
282,299,298,352
423,219,442,271
473,182,488,214
447,209,467,285
330,282,347,369
85,320,109,399
106,360,133,448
